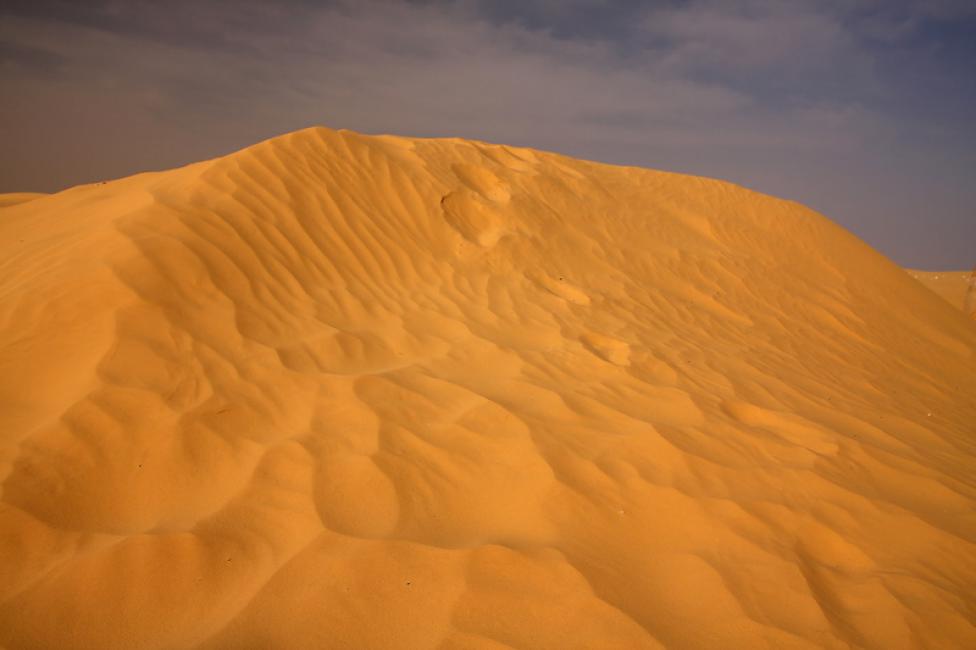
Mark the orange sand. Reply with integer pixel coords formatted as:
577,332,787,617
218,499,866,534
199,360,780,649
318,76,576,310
1,127,974,649
0,193,46,209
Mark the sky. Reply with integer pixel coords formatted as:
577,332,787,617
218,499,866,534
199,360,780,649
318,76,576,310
1,0,973,269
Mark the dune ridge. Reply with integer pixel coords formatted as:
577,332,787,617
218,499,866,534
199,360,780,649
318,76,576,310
0,126,974,649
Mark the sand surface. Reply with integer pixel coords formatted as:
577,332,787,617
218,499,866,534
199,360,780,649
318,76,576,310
0,193,47,209
1,127,974,649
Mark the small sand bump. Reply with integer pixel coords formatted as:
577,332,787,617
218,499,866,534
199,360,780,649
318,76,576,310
535,273,590,305
721,400,839,457
440,191,507,247
450,163,511,203
580,331,631,366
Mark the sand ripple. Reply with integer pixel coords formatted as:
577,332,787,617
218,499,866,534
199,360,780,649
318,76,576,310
0,127,974,648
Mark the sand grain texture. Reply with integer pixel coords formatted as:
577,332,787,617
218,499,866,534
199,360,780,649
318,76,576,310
1,127,975,649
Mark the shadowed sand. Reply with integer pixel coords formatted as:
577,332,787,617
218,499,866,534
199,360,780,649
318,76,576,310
1,127,974,649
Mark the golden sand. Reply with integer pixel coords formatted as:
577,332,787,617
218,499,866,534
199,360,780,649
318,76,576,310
0,193,46,209
1,127,974,648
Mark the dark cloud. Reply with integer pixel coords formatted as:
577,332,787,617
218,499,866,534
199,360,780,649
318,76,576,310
0,0,973,268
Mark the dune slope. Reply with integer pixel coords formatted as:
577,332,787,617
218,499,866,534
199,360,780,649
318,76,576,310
0,193,47,209
1,127,974,649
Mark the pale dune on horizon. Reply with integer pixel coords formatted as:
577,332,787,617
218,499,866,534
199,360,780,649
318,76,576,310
0,127,974,649
907,269,974,316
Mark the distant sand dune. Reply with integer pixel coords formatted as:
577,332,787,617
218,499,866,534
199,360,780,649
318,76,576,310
967,267,976,319
0,127,974,649
907,268,972,313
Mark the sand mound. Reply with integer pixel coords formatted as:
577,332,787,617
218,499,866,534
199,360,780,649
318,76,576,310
1,127,974,649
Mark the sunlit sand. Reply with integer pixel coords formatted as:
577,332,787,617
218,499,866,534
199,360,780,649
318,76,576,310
1,127,973,648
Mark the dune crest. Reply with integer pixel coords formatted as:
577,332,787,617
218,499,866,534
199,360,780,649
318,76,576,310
1,127,974,649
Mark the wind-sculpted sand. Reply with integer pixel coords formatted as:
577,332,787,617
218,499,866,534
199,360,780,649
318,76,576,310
1,127,974,649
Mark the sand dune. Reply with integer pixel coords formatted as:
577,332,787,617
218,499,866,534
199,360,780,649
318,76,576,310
907,269,972,313
0,193,47,209
1,127,974,649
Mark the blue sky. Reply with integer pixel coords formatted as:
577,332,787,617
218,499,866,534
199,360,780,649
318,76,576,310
1,0,973,268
